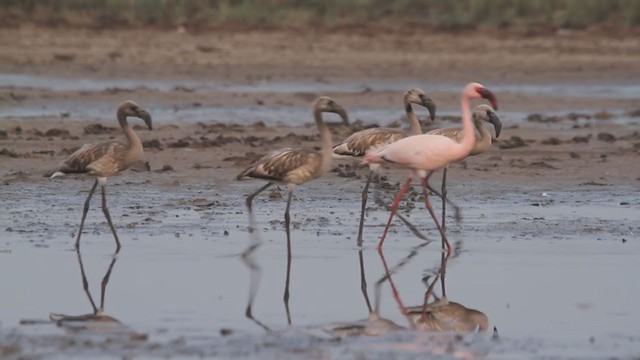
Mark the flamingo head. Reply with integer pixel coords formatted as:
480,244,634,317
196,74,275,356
315,96,349,125
472,104,502,138
404,88,436,121
118,100,153,130
464,83,498,111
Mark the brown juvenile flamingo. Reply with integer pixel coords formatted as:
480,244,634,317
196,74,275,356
237,97,347,324
50,100,152,252
237,96,348,228
332,88,436,246
363,83,497,253
426,104,501,272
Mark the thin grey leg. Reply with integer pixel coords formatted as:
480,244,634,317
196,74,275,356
358,249,373,313
421,178,452,256
246,182,273,212
440,168,448,294
75,179,99,250
425,170,461,222
357,171,374,247
101,185,121,252
76,248,98,313
99,252,119,311
283,190,293,325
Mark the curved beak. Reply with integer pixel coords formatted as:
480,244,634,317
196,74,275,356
487,110,502,138
136,109,153,130
478,88,498,111
332,105,349,126
420,95,437,121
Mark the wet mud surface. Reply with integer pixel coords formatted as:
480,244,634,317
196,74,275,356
1,27,640,359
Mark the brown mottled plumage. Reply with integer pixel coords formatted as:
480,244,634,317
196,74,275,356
405,299,489,333
237,96,348,230
332,88,436,246
50,100,152,251
237,148,323,185
333,128,405,158
238,97,348,324
398,247,491,334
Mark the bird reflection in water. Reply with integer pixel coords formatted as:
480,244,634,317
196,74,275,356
403,252,491,333
240,192,289,331
238,97,350,330
320,248,408,338
49,248,124,332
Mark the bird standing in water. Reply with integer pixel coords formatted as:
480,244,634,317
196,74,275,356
333,88,436,246
50,100,152,251
363,83,498,253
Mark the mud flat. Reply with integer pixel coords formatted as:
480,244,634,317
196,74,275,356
1,27,640,358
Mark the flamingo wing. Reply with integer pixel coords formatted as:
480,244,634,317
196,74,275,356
57,142,126,175
333,128,405,157
237,148,321,184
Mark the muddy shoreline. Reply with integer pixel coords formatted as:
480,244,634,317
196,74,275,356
1,27,639,359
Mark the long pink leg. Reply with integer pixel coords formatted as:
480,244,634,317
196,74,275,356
420,177,452,256
377,177,412,251
379,249,408,317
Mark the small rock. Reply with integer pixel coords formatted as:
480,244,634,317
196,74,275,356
108,51,123,60
527,113,561,123
0,130,8,139
572,134,591,143
169,139,190,148
84,123,116,135
44,129,70,137
566,112,591,120
196,45,219,53
220,328,233,336
192,199,215,207
269,189,283,200
132,161,151,172
0,148,18,158
527,161,557,169
159,164,174,172
143,139,163,150
597,133,616,143
498,136,528,149
53,53,76,62
569,152,580,159
541,137,562,145
594,111,613,120
627,109,640,117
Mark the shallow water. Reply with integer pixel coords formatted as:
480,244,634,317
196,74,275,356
1,174,639,358
2,73,640,99
2,99,639,130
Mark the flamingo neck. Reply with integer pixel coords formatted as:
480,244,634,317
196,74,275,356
118,114,143,162
405,102,422,135
459,95,475,155
314,109,333,175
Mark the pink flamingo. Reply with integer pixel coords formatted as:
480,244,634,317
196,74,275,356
363,83,497,253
